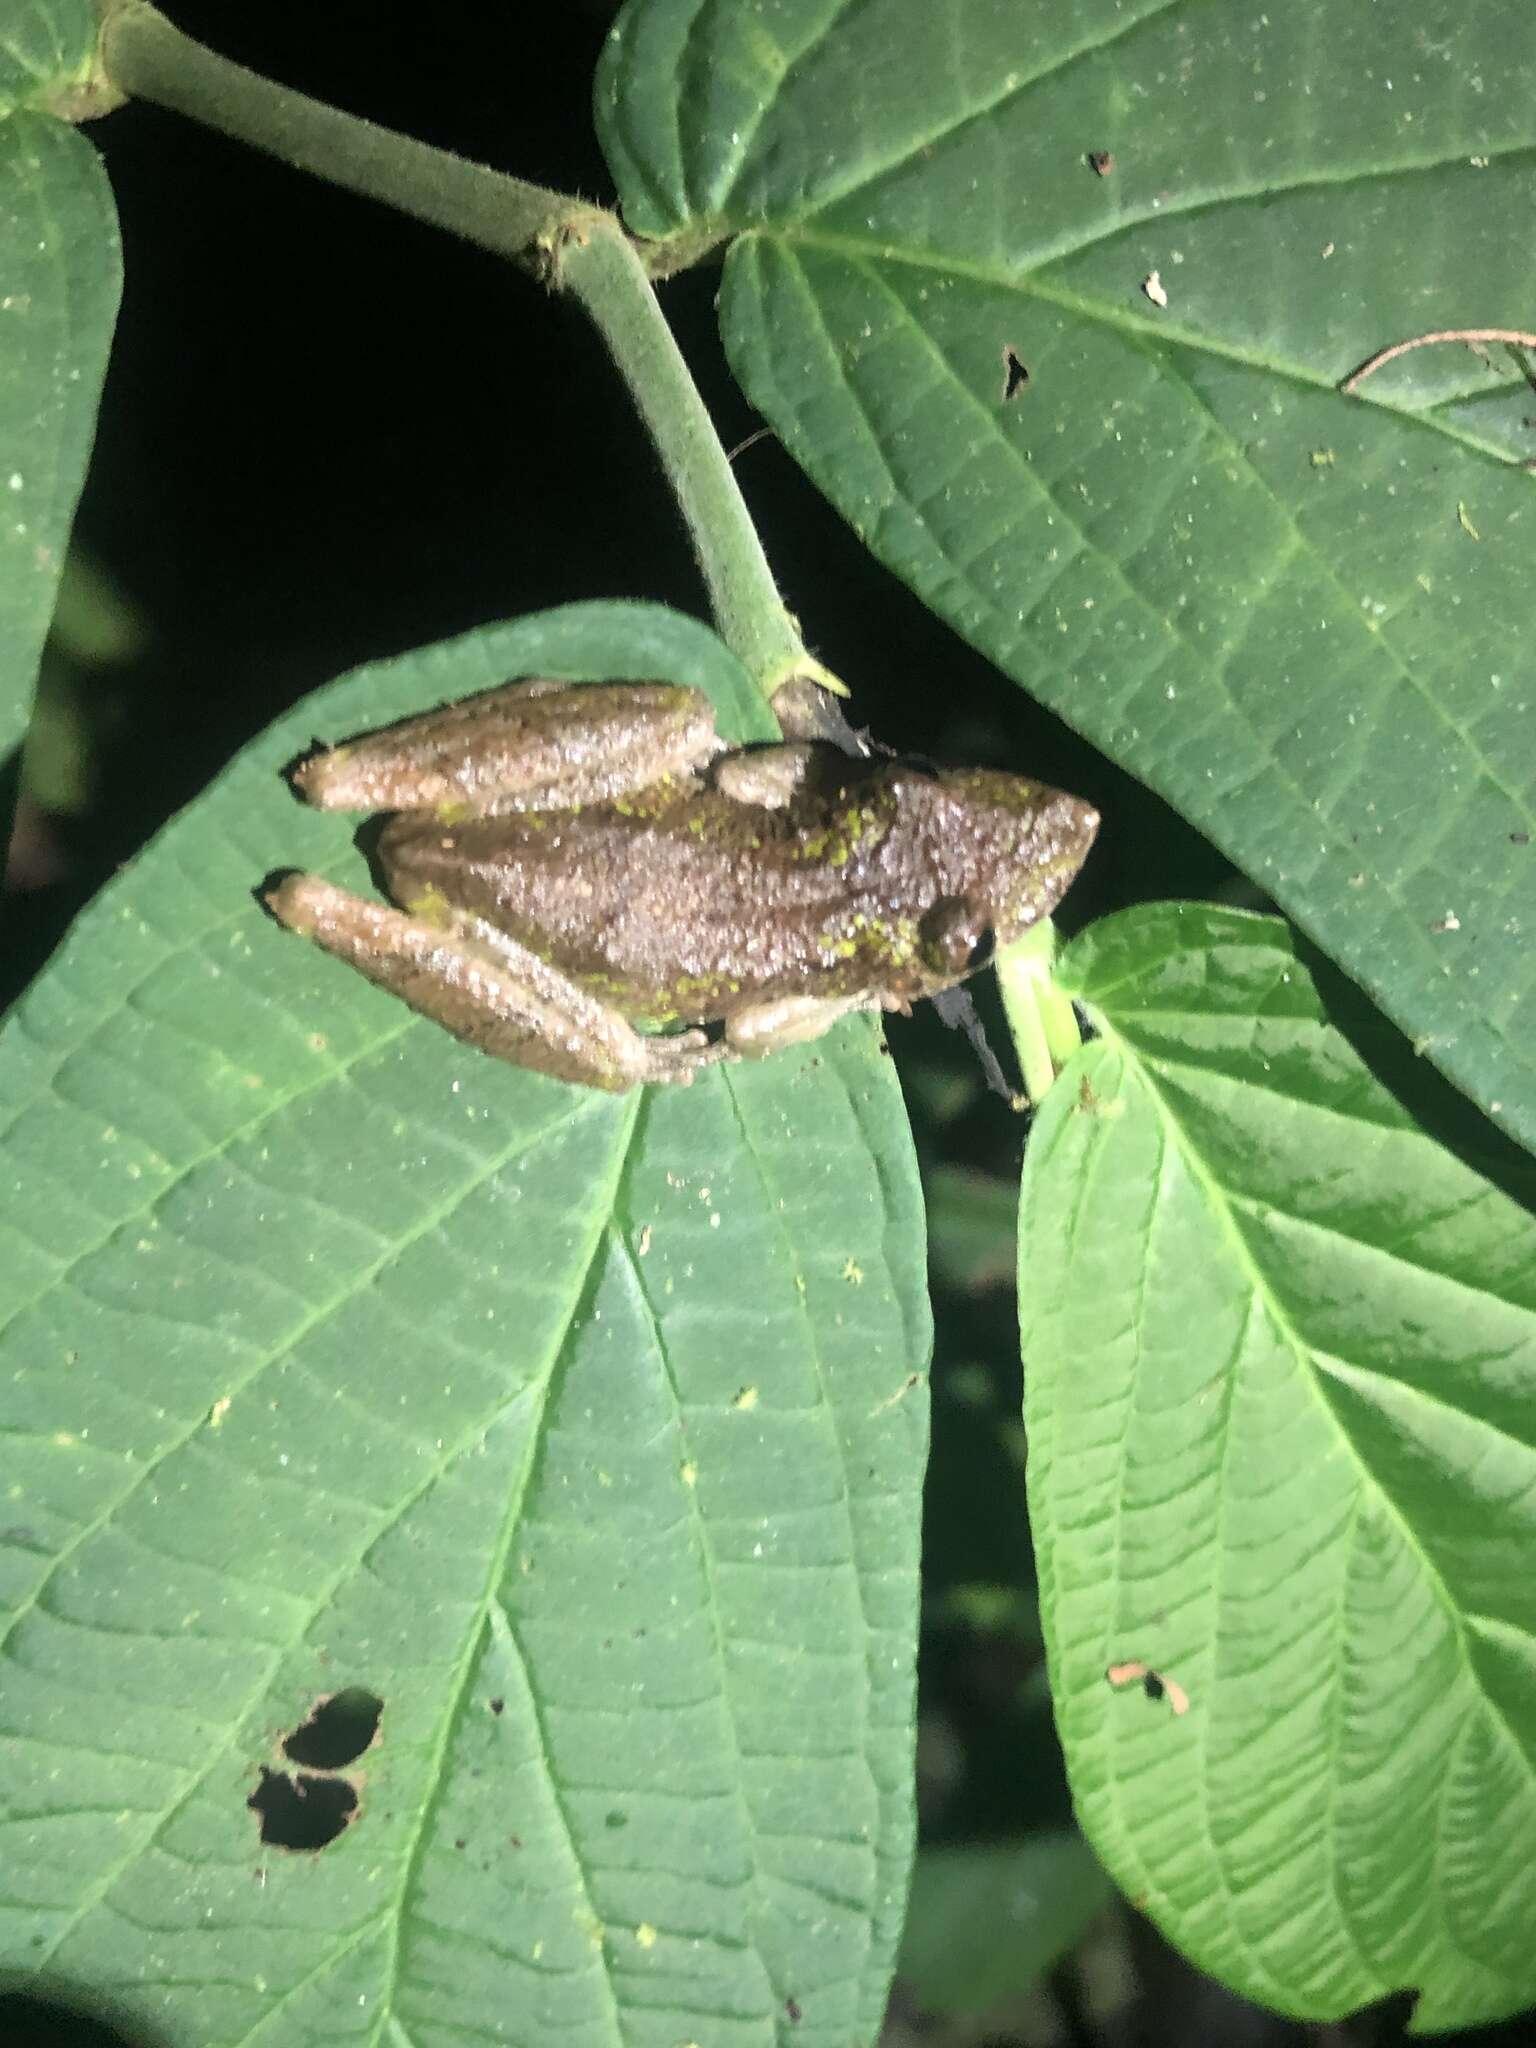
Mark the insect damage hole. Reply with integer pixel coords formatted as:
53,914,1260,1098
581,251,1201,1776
1000,345,1031,402
281,1686,384,1770
247,1766,359,1851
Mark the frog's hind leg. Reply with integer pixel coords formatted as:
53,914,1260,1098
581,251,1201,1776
267,874,726,1091
291,679,724,819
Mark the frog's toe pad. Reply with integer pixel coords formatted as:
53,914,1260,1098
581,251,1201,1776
265,872,344,937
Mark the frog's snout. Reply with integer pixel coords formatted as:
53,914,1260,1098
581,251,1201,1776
1060,791,1101,861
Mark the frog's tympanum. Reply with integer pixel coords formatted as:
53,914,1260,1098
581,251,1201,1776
267,678,1098,1091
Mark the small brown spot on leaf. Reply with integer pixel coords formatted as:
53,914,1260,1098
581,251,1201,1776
1086,150,1115,176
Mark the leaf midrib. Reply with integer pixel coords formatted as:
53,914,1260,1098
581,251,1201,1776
375,1094,641,2048
729,219,1530,469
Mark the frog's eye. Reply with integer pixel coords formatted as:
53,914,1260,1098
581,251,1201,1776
920,897,997,979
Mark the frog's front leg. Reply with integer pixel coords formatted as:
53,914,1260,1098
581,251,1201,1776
711,742,822,810
267,875,728,1092
293,679,725,819
724,991,883,1059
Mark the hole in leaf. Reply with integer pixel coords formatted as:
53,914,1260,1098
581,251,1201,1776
248,1766,359,1851
488,1696,505,1716
1000,346,1030,401
282,1686,383,1769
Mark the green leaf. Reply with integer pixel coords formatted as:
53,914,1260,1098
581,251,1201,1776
0,2,120,785
598,0,1536,1151
899,1832,1111,2018
1019,903,1536,2030
0,604,929,2046
0,0,97,111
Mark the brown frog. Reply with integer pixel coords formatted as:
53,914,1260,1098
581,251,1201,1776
267,678,1098,1090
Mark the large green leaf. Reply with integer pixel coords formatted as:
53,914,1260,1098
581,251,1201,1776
0,603,930,2047
0,0,120,778
1019,904,1536,2030
597,0,1536,1153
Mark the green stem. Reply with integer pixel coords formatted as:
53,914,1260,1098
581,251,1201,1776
95,0,598,261
556,222,808,692
997,919,1082,1107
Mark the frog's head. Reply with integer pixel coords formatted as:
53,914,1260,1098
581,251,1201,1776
913,768,1099,981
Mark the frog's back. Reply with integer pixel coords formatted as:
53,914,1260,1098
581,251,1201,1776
378,768,921,1022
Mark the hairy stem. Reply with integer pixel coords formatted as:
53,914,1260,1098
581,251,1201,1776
556,222,807,693
96,0,599,261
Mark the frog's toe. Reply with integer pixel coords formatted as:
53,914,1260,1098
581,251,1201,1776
265,872,362,940
639,1028,731,1085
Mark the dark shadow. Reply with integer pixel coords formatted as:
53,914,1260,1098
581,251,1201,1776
1299,934,1536,1217
0,1985,173,2048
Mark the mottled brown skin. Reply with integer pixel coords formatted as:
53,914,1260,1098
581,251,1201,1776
379,757,1094,1023
268,677,1099,1090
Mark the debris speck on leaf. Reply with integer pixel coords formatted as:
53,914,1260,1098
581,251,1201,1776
1341,325,1536,394
1142,270,1168,309
1107,1659,1190,1716
1429,911,1462,933
868,1371,922,1418
1457,501,1481,540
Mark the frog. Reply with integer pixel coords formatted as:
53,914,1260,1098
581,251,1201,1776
266,676,1098,1092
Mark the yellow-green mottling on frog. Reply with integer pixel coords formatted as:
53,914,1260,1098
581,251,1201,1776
267,677,1098,1091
